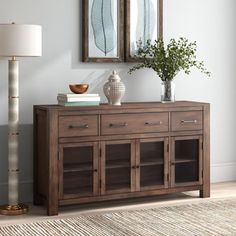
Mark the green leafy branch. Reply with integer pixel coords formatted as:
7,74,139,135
129,38,210,81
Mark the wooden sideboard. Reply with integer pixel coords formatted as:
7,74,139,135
33,101,210,216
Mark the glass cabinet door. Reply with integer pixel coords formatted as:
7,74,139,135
137,138,168,191
171,136,202,187
59,142,99,199
101,140,135,195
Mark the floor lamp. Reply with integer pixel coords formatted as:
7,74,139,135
0,23,42,215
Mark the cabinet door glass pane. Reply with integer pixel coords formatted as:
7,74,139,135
175,139,199,183
140,141,164,164
105,144,131,191
140,165,164,187
63,146,94,196
64,171,93,196
140,141,164,187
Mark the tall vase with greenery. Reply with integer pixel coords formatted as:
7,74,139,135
129,37,210,102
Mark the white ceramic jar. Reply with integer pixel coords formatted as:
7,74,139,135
103,71,125,106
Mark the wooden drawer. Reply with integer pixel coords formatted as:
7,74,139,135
171,111,202,131
59,115,98,137
101,113,168,135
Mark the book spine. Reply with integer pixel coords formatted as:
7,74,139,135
58,101,100,106
57,96,100,102
58,93,99,98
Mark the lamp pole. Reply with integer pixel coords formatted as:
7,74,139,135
8,57,20,206
0,58,28,215
0,23,42,215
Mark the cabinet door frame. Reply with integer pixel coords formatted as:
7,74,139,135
58,142,99,199
170,136,203,187
136,137,169,191
100,139,136,195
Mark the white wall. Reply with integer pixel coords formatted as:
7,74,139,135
0,0,236,203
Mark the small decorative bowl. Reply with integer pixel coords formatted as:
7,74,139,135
69,84,89,94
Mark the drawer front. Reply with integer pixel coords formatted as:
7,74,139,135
59,115,98,137
101,113,168,135
171,111,202,131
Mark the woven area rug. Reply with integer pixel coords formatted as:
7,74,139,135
1,198,236,236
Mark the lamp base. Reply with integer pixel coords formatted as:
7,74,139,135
0,204,28,216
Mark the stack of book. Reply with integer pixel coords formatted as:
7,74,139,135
57,93,100,106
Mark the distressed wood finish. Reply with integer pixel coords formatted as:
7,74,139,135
33,109,47,205
101,139,136,195
138,137,167,191
101,113,168,135
170,136,203,188
47,110,59,216
59,115,99,137
200,104,210,198
34,101,210,216
171,111,203,131
60,185,202,206
58,142,99,200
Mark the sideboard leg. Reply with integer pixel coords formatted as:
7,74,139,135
47,110,59,216
200,188,210,198
47,201,58,216
200,104,210,199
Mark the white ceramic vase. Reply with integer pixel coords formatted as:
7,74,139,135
103,71,125,106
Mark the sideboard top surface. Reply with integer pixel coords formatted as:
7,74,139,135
34,101,209,111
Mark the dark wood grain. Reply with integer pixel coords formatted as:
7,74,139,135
34,101,210,215
47,110,59,216
101,140,135,195
33,108,47,205
58,142,99,200
200,104,210,197
164,137,169,189
36,101,208,111
59,185,202,206
101,113,168,135
170,135,203,188
59,130,203,144
59,115,98,137
159,0,163,39
171,111,203,131
138,137,166,191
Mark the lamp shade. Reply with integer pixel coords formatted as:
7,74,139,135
0,24,42,57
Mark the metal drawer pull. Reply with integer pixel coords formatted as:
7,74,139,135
181,119,197,124
109,122,128,128
145,121,163,126
69,124,89,129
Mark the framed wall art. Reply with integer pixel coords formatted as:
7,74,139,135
125,0,163,61
82,0,124,62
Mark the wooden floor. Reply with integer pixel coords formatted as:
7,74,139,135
0,181,236,226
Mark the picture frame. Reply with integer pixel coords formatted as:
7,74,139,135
82,0,124,62
125,0,163,62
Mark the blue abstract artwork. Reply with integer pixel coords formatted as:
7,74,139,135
130,0,158,56
90,0,117,57
137,0,155,47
